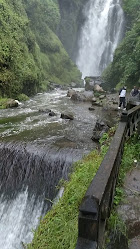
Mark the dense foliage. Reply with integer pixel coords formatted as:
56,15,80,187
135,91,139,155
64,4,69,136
102,0,140,90
0,0,82,98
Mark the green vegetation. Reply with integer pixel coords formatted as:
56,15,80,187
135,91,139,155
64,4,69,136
27,150,104,249
102,0,140,90
17,93,29,101
26,129,139,249
27,128,115,249
0,97,9,109
0,0,82,99
114,135,139,205
106,134,140,244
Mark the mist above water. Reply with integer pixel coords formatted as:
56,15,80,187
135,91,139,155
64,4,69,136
76,0,124,78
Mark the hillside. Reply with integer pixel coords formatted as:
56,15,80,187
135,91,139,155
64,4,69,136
0,0,82,98
102,0,140,90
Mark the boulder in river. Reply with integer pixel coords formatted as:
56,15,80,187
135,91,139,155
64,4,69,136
67,89,76,97
39,108,51,113
93,84,104,92
49,111,56,116
70,90,93,102
60,113,74,120
91,119,109,141
89,106,95,111
6,99,19,108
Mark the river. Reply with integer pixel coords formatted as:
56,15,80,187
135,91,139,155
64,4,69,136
0,88,98,249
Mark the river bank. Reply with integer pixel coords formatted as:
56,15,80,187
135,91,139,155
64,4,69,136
27,129,140,249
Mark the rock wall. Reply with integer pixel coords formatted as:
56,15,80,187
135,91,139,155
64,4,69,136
57,0,88,61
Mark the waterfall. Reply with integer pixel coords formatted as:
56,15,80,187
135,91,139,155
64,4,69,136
0,141,84,249
76,0,124,78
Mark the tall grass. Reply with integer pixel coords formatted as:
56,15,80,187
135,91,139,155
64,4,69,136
27,150,104,249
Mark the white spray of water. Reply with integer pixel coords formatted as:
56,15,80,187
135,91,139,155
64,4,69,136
0,189,46,249
76,0,124,78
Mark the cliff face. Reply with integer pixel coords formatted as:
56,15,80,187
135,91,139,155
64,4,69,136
0,0,82,98
57,0,87,61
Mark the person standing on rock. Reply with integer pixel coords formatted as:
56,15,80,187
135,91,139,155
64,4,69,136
118,86,126,110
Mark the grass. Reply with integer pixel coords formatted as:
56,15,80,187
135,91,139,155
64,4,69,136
27,150,104,249
26,130,139,249
0,98,9,109
26,128,114,249
106,134,140,242
114,134,139,206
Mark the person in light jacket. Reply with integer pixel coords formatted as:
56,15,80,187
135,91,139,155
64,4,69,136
118,86,126,110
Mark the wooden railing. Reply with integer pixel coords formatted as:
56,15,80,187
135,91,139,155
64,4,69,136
75,103,140,249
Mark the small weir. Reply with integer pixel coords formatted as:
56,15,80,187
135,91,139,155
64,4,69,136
0,89,97,248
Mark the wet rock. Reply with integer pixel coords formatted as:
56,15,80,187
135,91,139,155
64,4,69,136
91,119,109,141
49,111,56,116
93,84,104,92
61,85,69,90
89,106,95,111
85,80,95,91
67,89,76,97
48,82,60,90
71,90,93,101
85,76,102,91
39,108,51,113
92,101,102,106
92,97,97,103
6,99,19,108
60,113,74,120
99,94,106,99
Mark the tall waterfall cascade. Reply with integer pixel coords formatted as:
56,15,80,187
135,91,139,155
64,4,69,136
76,0,125,78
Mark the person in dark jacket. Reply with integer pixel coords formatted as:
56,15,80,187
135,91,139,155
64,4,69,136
130,86,139,97
118,86,126,110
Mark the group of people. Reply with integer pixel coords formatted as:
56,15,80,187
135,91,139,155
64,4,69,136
118,85,140,110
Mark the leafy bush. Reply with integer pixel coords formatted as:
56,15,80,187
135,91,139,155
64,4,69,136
17,93,29,101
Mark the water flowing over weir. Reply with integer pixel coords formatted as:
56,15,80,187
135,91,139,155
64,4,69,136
76,0,125,77
0,89,99,249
